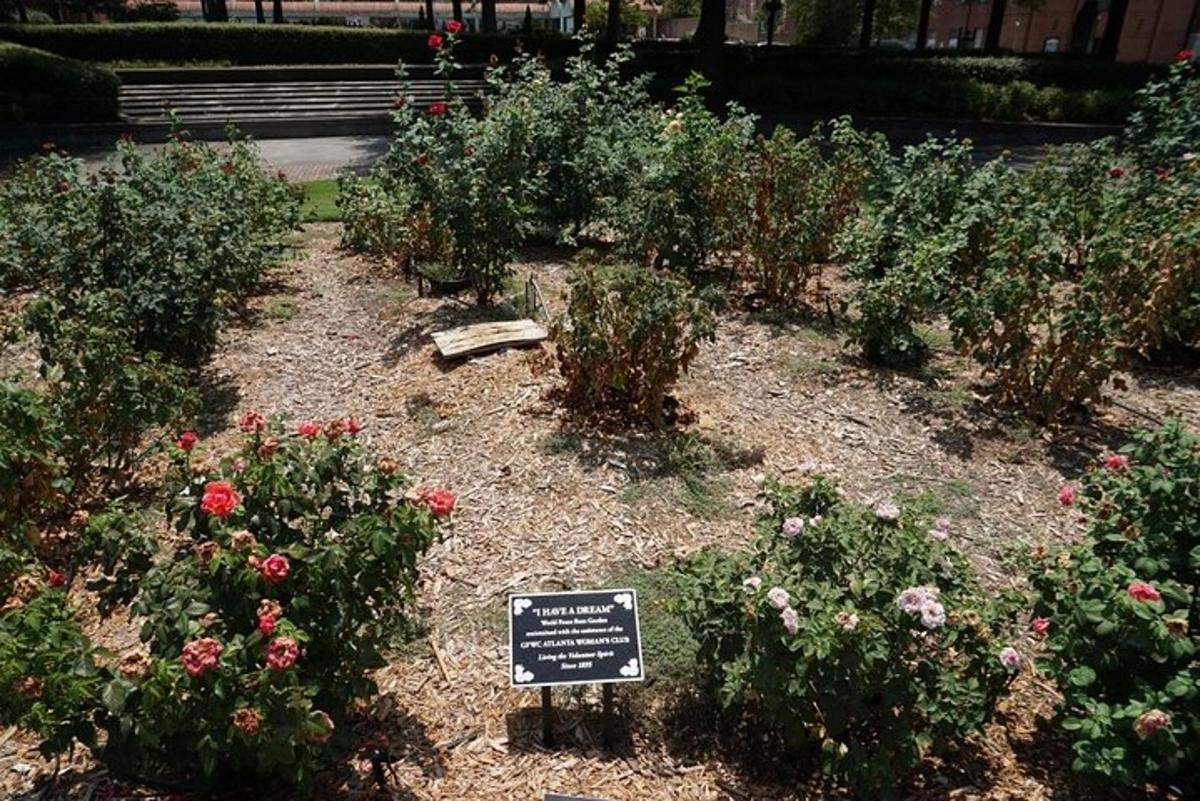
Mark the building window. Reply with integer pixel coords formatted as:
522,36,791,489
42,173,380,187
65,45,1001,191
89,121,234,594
1043,36,1060,53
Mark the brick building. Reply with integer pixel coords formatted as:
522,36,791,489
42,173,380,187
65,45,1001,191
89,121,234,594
927,0,1200,62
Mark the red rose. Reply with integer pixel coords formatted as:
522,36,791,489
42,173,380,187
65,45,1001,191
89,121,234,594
239,410,266,433
266,637,299,671
200,481,241,519
176,431,199,452
1057,484,1075,507
257,553,290,584
325,418,347,441
345,417,364,435
257,613,277,636
1109,166,1125,179
428,33,444,49
1030,617,1050,635
297,421,321,438
419,487,456,517
181,637,223,678
1104,453,1129,470
48,569,66,588
446,19,464,33
1178,49,1194,62
427,102,447,117
1127,580,1161,603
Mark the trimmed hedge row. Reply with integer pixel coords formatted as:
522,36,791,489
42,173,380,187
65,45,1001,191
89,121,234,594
0,42,120,123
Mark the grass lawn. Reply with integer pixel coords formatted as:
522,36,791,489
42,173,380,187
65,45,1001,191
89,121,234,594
300,178,341,222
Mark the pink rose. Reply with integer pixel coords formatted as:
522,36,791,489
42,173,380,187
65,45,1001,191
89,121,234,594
266,637,299,671
998,646,1021,673
257,436,279,459
1134,709,1170,738
257,613,277,636
418,488,456,517
1104,453,1129,470
1030,617,1051,635
181,638,223,678
1127,580,1161,603
296,421,321,439
780,606,799,635
345,417,364,435
200,481,240,518
238,410,266,433
257,553,290,584
767,587,790,610
1058,484,1075,507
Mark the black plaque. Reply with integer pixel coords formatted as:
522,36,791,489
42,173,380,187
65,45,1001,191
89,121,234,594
509,589,644,688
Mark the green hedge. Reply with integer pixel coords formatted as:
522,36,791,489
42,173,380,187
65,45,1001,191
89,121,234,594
0,42,120,123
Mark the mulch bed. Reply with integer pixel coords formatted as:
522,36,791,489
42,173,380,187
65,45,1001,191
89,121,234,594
4,223,1194,800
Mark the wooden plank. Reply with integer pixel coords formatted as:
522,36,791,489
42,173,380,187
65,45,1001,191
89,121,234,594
431,319,548,359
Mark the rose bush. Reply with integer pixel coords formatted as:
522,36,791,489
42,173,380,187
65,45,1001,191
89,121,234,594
0,415,451,792
1026,420,1198,786
553,263,716,427
674,473,1022,793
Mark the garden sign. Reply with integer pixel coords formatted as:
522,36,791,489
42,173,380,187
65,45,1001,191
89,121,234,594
508,589,644,748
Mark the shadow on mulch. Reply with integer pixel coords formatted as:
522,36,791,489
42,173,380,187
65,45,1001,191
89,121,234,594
504,695,636,758
194,369,242,431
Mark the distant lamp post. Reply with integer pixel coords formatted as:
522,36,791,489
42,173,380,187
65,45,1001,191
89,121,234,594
764,0,782,45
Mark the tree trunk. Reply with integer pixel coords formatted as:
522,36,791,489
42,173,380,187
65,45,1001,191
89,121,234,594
15,0,29,23
915,0,933,49
482,0,497,31
984,0,1007,51
424,0,435,29
254,0,265,22
574,0,585,32
1098,0,1130,60
605,0,621,41
272,0,283,22
695,0,725,79
858,0,877,49
452,0,463,23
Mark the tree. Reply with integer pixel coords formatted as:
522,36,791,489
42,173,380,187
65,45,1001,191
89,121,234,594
272,0,282,23
452,0,463,22
483,0,497,31
522,4,533,32
13,0,29,22
585,0,646,33
984,0,1007,50
575,0,585,31
694,0,725,79
253,0,264,22
424,0,434,29
790,0,917,46
859,0,877,48
1098,0,1130,60
661,0,698,16
605,0,622,40
915,0,933,48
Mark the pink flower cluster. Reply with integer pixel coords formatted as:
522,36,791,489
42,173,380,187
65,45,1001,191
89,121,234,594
897,585,945,629
266,637,300,671
766,586,800,635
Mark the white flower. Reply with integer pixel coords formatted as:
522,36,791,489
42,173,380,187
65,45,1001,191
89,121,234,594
780,606,799,635
767,586,790,610
998,646,1021,673
920,601,947,629
834,611,859,631
809,515,823,527
1183,152,1196,162
929,515,951,541
875,502,900,522
780,517,805,537
742,576,762,591
896,586,933,614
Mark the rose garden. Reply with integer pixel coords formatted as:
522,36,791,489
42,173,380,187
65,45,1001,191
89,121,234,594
1,29,1198,801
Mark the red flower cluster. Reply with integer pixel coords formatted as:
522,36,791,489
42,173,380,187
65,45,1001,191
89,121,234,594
297,420,321,439
1127,580,1161,603
419,488,456,517
257,553,290,584
176,431,199,452
427,102,447,117
266,637,300,671
200,481,241,518
428,33,444,49
446,19,464,33
239,410,266,433
181,638,223,678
